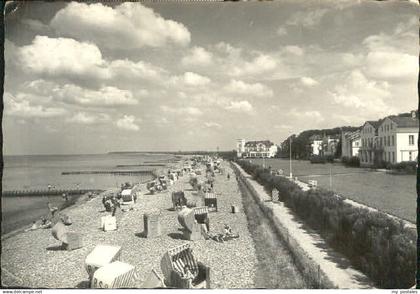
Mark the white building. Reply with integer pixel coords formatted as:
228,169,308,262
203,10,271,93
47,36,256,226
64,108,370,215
377,112,418,163
309,135,323,156
341,130,361,158
236,139,278,158
359,120,381,166
236,139,246,158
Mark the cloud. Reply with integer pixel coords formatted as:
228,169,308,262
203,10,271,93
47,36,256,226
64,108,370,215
224,80,273,98
204,122,222,129
170,72,211,87
56,84,138,106
231,54,277,77
289,108,324,123
18,36,109,80
66,112,109,124
181,46,213,67
286,9,328,28
50,2,190,49
329,70,395,117
16,36,168,85
300,77,319,87
225,100,254,114
277,26,287,36
108,59,166,82
364,51,417,80
4,93,66,119
161,105,203,116
116,115,140,131
285,45,304,56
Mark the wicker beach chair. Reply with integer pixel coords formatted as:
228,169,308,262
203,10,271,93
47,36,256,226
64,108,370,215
172,191,187,210
203,193,217,212
160,244,210,289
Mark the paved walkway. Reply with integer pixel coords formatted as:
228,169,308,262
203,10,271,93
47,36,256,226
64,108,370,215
234,163,374,289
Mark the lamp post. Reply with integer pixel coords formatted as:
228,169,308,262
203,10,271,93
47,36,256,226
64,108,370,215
289,138,293,179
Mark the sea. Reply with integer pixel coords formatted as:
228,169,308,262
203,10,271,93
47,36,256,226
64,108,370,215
1,153,177,235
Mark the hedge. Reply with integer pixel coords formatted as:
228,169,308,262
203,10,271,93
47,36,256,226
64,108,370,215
238,160,416,289
388,161,417,175
341,156,360,167
310,155,334,164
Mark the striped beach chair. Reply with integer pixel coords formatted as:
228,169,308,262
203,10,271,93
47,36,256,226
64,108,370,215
91,261,136,288
193,206,210,231
160,244,210,289
203,193,217,212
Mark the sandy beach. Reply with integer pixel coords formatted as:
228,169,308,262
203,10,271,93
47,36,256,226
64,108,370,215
1,160,258,288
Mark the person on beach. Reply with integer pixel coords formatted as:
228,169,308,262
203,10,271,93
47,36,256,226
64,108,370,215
182,265,194,288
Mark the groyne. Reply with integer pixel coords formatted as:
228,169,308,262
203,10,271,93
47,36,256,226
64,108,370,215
2,189,103,197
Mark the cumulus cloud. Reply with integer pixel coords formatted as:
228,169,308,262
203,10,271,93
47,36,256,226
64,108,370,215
181,46,213,67
18,36,109,80
56,84,138,106
161,105,203,116
224,80,273,98
50,2,190,49
225,100,254,114
285,45,304,56
66,112,109,124
286,9,328,28
231,54,277,77
277,26,287,36
329,70,395,116
289,108,324,123
204,122,222,129
300,77,319,87
4,93,66,119
364,51,417,80
169,72,211,87
116,115,140,131
16,36,168,84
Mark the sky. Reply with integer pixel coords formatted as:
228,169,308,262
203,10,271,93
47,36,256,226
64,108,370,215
3,0,419,155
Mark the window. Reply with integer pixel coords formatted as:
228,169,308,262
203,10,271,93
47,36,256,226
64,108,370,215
409,151,412,161
391,136,394,146
387,136,390,146
409,135,414,145
392,152,395,163
380,137,382,146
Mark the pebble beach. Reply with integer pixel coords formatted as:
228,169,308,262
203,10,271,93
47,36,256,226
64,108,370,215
1,160,259,288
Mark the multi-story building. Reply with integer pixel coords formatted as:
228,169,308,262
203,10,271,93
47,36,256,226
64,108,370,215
359,120,382,166
321,135,340,156
341,130,361,158
236,139,246,158
236,139,278,158
309,135,323,156
377,111,418,163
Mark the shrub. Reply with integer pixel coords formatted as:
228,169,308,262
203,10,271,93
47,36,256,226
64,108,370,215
237,160,416,288
388,161,417,174
342,156,360,167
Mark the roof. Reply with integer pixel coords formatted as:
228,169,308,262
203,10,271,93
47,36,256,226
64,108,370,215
244,140,274,147
387,116,419,128
364,120,382,129
343,130,361,141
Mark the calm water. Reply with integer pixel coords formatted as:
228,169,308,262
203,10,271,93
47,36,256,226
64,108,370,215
248,158,416,223
1,153,176,234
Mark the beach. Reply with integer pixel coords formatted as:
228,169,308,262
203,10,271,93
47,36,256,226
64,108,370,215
1,160,260,288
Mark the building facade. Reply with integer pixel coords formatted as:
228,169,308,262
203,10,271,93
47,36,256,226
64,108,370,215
377,113,418,164
236,139,278,158
309,135,323,156
341,130,361,158
359,120,381,166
